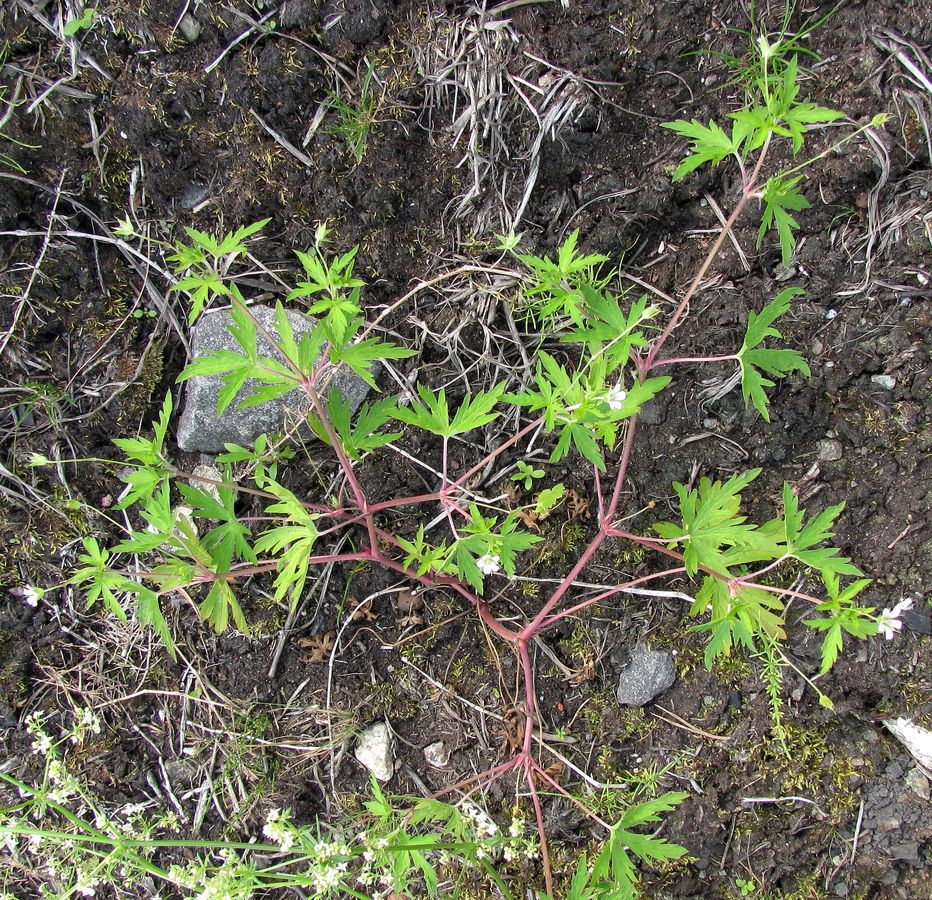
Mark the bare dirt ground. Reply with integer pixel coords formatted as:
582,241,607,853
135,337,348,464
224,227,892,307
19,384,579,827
0,1,930,897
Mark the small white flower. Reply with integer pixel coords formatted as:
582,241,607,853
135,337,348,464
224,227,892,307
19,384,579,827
476,553,501,576
74,868,99,897
24,586,43,607
878,597,914,640
604,383,627,411
263,807,295,851
32,733,53,755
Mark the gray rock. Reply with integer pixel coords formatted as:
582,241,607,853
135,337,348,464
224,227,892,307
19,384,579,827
870,374,896,390
180,183,209,210
616,644,676,707
423,740,450,768
354,722,394,782
176,304,372,452
888,842,920,865
178,13,201,43
816,438,843,462
904,767,930,801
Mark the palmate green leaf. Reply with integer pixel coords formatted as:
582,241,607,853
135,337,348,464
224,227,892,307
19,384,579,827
661,118,740,180
113,393,174,509
113,392,173,466
806,573,875,674
135,586,176,658
70,537,127,621
781,100,843,150
178,303,303,416
765,483,861,578
654,469,779,576
758,174,810,265
396,525,455,579
729,105,773,154
772,57,843,153
534,482,565,517
510,351,669,471
171,271,231,324
561,286,655,370
308,389,401,460
455,507,541,592
199,579,249,634
328,317,415,388
253,481,320,604
585,792,689,899
71,539,176,656
269,300,326,379
517,229,609,283
393,383,504,438
177,480,256,565
553,422,606,470
217,218,271,256
692,577,786,667
737,288,810,421
114,465,166,511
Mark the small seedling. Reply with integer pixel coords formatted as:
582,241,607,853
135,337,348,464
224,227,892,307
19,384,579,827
325,60,379,163
63,7,97,37
512,460,545,490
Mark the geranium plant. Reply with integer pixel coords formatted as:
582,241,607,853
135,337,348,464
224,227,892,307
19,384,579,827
63,34,892,899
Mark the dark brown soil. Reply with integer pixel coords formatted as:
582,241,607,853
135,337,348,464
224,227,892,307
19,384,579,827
1,1,930,898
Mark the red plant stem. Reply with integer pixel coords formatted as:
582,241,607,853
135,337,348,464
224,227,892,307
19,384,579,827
520,532,607,639
364,492,444,515
524,762,553,899
651,352,739,367
223,552,373,578
530,760,611,831
540,565,689,630
645,135,771,370
519,639,537,754
301,378,381,553
520,414,642,639
606,413,639,520
429,756,521,800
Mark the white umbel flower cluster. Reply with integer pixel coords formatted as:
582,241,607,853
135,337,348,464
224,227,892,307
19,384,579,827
263,808,296,852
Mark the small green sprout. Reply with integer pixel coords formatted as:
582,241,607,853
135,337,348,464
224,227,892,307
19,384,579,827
63,7,97,37
512,460,545,490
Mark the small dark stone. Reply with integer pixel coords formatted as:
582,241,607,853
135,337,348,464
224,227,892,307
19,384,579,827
616,644,676,707
888,843,920,865
180,183,209,210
